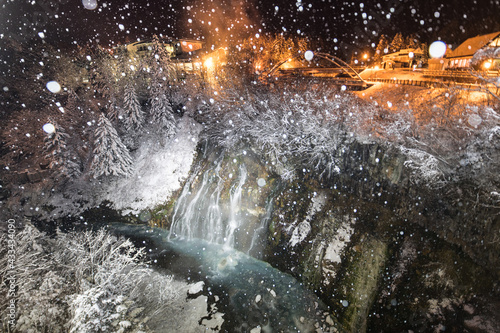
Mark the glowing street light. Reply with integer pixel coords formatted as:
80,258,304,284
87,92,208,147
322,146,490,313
204,57,214,70
483,60,493,70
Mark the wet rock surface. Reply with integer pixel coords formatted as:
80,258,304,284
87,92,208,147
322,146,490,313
176,140,500,332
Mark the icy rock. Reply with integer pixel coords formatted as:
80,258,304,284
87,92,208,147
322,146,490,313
119,321,132,328
188,281,204,295
255,294,262,303
116,304,128,313
289,222,311,247
250,327,262,333
129,307,144,318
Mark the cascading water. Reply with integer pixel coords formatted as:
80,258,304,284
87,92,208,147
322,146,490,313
169,156,253,251
247,194,274,258
224,164,247,247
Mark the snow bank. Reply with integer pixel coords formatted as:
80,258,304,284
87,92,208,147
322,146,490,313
104,116,202,215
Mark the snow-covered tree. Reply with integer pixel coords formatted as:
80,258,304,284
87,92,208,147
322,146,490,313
374,34,390,63
122,81,144,132
43,121,81,180
0,224,71,333
90,114,133,178
390,33,405,53
105,95,124,122
405,34,420,50
0,224,185,333
149,85,177,137
145,35,178,137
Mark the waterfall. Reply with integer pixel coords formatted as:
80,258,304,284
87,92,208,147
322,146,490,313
247,197,273,257
224,164,247,247
169,158,249,250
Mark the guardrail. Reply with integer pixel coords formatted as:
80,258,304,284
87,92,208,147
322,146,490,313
366,77,500,95
366,77,440,88
422,69,500,78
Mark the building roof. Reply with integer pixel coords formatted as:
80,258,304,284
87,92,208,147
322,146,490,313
447,31,500,59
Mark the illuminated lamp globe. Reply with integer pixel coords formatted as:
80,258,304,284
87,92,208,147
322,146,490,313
408,52,415,59
82,0,98,10
429,41,447,59
304,50,314,61
43,123,56,134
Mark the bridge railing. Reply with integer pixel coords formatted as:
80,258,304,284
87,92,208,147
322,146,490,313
366,77,500,95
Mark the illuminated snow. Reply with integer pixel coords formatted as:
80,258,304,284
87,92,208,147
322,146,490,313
304,50,314,61
188,281,205,295
429,41,447,58
43,123,56,134
104,116,202,215
82,0,97,10
46,81,61,93
257,178,266,187
468,114,482,128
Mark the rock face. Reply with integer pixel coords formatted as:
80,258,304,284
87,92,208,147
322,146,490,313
159,138,499,332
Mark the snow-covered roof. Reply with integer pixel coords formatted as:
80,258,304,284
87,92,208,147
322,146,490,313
447,31,500,59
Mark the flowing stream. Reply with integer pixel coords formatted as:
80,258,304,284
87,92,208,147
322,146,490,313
110,223,334,332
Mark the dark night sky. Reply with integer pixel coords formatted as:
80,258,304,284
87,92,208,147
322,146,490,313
1,0,499,57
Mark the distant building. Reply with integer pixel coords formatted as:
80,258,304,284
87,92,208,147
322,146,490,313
446,31,500,70
115,38,205,72
381,48,425,69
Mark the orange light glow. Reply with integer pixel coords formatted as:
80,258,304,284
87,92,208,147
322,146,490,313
204,57,214,69
483,61,492,70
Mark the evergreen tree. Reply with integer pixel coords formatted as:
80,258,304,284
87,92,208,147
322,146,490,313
90,114,133,178
148,35,176,82
43,122,81,180
405,34,420,49
149,85,177,137
106,95,124,122
390,33,405,53
122,81,144,132
147,35,177,137
374,34,390,63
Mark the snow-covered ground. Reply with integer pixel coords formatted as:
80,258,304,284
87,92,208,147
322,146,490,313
103,116,202,215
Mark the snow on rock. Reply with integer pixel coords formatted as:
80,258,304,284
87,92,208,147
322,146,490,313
320,216,356,282
289,222,311,247
289,193,326,247
188,281,205,295
104,116,202,215
323,220,355,264
250,326,262,333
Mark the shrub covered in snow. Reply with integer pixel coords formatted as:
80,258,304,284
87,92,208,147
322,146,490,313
0,224,185,332
200,83,378,181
